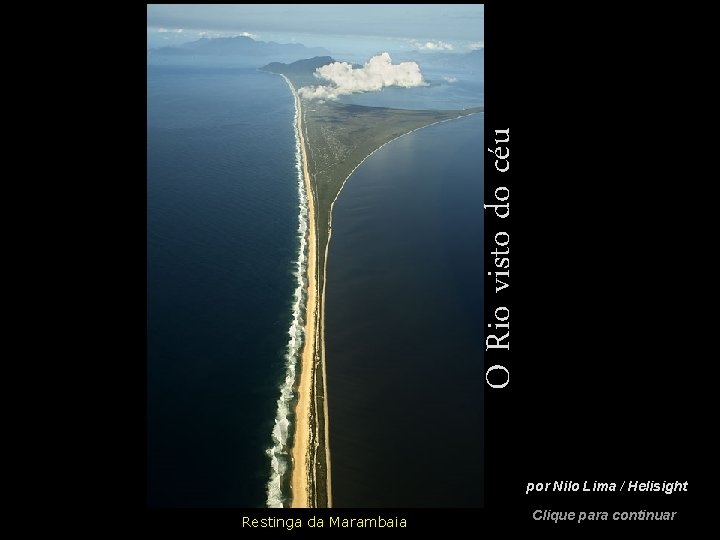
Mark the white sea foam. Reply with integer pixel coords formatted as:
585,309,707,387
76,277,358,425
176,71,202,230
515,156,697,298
263,87,480,506
266,77,308,508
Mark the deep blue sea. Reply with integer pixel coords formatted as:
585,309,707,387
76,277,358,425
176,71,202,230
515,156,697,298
147,65,299,507
147,61,483,508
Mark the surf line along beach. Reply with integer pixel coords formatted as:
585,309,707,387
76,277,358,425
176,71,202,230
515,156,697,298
284,75,332,508
270,65,482,508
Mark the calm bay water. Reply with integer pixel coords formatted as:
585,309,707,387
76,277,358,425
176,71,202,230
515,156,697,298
325,114,485,507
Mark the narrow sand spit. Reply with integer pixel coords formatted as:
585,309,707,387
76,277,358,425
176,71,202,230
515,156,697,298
287,79,317,508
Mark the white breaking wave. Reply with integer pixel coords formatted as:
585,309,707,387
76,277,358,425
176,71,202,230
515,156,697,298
266,77,308,508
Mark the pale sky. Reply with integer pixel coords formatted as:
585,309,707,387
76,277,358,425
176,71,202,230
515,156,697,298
147,4,484,56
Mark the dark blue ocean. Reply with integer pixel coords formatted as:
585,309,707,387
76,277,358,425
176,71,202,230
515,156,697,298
147,65,299,507
147,61,483,508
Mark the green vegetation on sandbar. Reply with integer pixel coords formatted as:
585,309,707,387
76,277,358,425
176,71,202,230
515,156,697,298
262,57,482,276
261,57,482,508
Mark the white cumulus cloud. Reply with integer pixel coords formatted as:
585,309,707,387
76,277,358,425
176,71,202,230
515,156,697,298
442,76,458,83
157,27,184,33
299,53,427,101
467,41,484,50
413,40,454,51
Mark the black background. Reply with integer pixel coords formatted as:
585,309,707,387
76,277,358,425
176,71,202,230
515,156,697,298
67,1,700,534
480,1,698,531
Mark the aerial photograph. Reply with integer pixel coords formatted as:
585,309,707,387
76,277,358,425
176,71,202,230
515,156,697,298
147,4,484,508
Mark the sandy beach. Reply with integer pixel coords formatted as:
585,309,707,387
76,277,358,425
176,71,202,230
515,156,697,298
281,76,475,508
288,79,318,508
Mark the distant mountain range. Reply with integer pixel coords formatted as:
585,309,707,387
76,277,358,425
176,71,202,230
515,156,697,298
147,36,482,76
148,36,331,59
261,56,340,87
